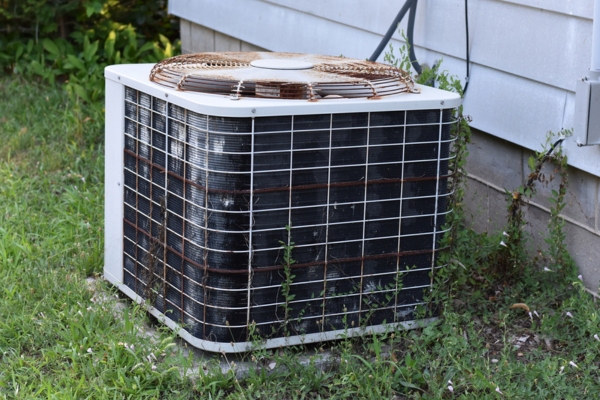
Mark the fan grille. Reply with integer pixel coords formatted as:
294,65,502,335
149,52,417,100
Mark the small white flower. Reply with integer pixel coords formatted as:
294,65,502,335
559,366,565,374
491,358,499,363
448,385,454,393
151,365,157,371
495,386,503,394
528,312,533,320
578,275,583,281
500,241,508,247
534,310,540,318
569,361,578,368
448,380,453,385
130,344,135,351
594,334,600,342
503,231,509,237
566,312,573,318
87,348,93,354
543,267,552,272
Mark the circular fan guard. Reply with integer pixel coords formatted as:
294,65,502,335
149,52,418,100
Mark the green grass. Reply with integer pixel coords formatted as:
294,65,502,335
0,77,193,399
1,75,600,399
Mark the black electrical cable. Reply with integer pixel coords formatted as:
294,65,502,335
369,0,413,62
407,0,422,75
463,0,470,95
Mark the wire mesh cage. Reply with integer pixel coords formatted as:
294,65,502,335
104,55,461,352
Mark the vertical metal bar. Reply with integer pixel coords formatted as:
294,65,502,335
134,90,140,296
246,118,256,332
178,100,186,324
395,110,408,321
430,110,444,285
288,115,295,331
203,114,209,338
162,98,169,312
359,112,371,323
321,114,333,329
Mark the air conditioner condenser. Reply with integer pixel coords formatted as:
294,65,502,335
104,52,462,352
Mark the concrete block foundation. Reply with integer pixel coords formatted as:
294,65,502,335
464,129,600,292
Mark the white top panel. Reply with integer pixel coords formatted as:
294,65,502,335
105,63,461,117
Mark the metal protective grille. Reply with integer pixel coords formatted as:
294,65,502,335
122,86,454,344
149,52,416,100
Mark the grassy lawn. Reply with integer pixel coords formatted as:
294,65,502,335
0,77,192,399
1,75,600,399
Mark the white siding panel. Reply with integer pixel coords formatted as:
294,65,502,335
169,0,381,57
397,0,592,92
466,0,592,92
500,0,593,19
464,64,566,148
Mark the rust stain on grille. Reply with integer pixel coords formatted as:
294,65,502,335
149,52,416,100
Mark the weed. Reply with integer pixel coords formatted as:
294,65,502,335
278,224,297,335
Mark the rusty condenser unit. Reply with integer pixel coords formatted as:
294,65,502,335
104,52,461,352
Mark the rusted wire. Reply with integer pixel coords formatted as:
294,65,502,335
149,52,416,100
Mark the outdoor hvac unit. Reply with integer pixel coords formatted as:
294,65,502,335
104,52,461,353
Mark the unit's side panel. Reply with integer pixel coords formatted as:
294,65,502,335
105,79,125,284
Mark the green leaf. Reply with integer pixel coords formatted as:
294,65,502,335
85,0,103,17
30,60,44,76
83,38,99,63
528,156,536,172
69,82,91,103
104,31,116,61
124,26,137,48
14,44,25,60
66,54,86,72
83,34,91,52
42,38,60,57
136,41,155,57
396,379,422,390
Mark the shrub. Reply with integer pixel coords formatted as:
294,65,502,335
0,0,180,114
